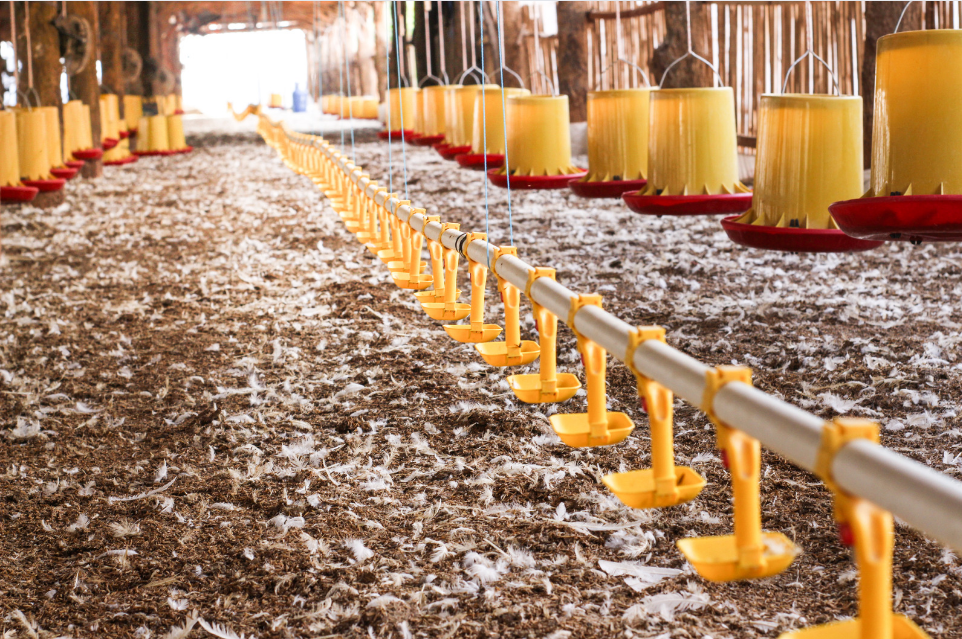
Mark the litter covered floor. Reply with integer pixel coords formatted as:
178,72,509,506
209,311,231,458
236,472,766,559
0,119,960,638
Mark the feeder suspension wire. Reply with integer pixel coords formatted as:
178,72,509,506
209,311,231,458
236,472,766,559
496,0,514,247
339,0,356,165
24,1,32,90
337,1,345,151
435,1,446,82
460,2,468,75
386,2,393,194
392,0,409,200
422,1,433,82
479,0,491,267
8,1,17,100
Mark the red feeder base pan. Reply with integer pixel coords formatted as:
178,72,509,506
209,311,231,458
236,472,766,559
487,167,587,190
457,153,504,170
720,216,884,253
171,146,194,154
133,149,179,157
623,191,753,216
410,133,445,147
435,143,471,161
65,160,85,170
105,155,139,166
175,109,185,115
569,177,648,199
830,195,962,243
119,130,130,139
103,138,119,150
72,148,104,161
22,178,66,192
0,185,39,202
377,129,414,142
50,167,79,180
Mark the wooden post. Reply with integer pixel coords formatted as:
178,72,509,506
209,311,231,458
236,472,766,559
498,1,524,81
68,1,103,179
100,2,126,118
373,1,388,100
16,1,64,207
125,1,150,95
862,2,921,167
557,2,589,121
650,2,713,89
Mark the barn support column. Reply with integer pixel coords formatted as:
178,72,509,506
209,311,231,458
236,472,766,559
68,1,103,179
556,2,590,121
125,1,149,95
100,2,126,119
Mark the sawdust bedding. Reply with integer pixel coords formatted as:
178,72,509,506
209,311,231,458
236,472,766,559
0,122,960,639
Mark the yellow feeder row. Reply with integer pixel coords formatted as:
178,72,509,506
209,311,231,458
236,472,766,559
497,95,581,177
41,107,67,171
125,95,143,132
135,115,169,153
735,95,863,229
642,88,749,196
100,94,122,144
167,115,190,152
470,87,530,156
418,222,465,315
16,108,53,181
583,88,653,183
413,85,451,140
443,85,494,149
442,233,502,344
383,87,418,136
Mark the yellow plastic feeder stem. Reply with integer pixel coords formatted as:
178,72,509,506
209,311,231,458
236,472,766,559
442,234,502,343
393,210,434,290
734,95,863,229
475,248,541,367
470,87,530,156
422,228,470,321
549,295,634,448
582,88,654,183
603,327,706,509
780,419,930,639
378,200,409,265
677,366,798,582
355,185,381,244
507,268,581,403
642,87,749,196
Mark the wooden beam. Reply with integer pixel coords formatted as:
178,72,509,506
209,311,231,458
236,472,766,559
587,3,664,22
100,2,126,116
68,1,103,178
557,2,590,122
126,1,150,95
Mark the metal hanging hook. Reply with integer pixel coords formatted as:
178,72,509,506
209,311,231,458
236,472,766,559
781,1,840,95
596,58,652,90
419,0,445,86
456,1,490,85
658,0,724,88
895,1,915,33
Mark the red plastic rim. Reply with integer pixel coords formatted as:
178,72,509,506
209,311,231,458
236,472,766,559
436,144,471,160
133,149,179,157
50,167,79,180
71,148,103,161
119,130,129,139
410,133,445,147
720,216,884,253
622,190,753,216
457,153,504,170
103,138,119,150
105,155,139,166
175,109,185,115
569,177,648,199
830,195,962,243
22,178,66,192
377,129,414,141
0,185,39,202
487,168,588,190
172,146,193,154
65,160,84,169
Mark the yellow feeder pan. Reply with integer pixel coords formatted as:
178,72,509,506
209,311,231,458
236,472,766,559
0,110,38,202
16,108,65,192
410,84,451,146
437,84,497,160
831,29,962,244
507,268,580,403
488,94,586,190
475,247,540,367
570,88,654,199
42,107,79,180
62,100,101,163
124,95,143,133
677,366,798,582
603,327,705,509
166,114,193,154
442,234,502,343
454,86,530,168
780,420,930,639
379,87,418,142
623,87,752,215
134,115,172,156
549,295,633,448
724,94,880,253
416,222,463,306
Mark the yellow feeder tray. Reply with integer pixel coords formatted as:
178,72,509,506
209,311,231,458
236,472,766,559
455,86,530,169
437,84,497,159
416,222,462,305
677,366,799,582
488,95,587,189
603,326,705,509
570,88,654,199
442,234,502,343
723,94,880,253
392,209,434,290
623,87,752,216
507,268,581,403
475,247,540,367
780,419,930,639
379,87,418,141
549,295,633,448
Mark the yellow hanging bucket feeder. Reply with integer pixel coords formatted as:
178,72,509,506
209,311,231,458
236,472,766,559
571,60,654,198
0,110,38,203
62,99,102,163
436,84,497,160
124,95,143,134
456,80,530,170
134,113,174,156
16,106,65,193
411,84,452,146
102,94,138,166
166,113,193,154
42,107,79,181
378,87,418,142
831,29,962,244
488,93,587,190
